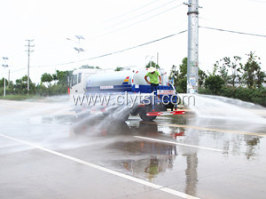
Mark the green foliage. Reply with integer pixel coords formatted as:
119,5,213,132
0,70,70,97
55,70,71,86
12,76,35,95
41,73,53,83
174,58,187,93
115,67,124,71
214,56,243,87
52,74,57,81
243,52,264,88
176,77,187,93
0,78,7,87
256,71,265,88
173,57,206,93
179,58,187,77
204,75,225,94
198,69,207,88
145,61,160,69
251,87,266,106
199,86,266,107
0,94,39,101
36,84,67,96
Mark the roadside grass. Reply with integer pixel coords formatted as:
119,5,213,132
0,94,42,101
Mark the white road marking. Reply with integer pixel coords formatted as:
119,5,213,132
158,123,266,137
0,133,200,199
134,136,224,153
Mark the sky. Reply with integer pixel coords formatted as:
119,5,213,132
0,0,266,83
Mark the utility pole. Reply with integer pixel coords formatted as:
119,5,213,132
8,69,10,87
157,52,159,67
2,57,8,97
186,0,199,94
25,40,34,93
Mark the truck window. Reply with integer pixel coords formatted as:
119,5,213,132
78,73,82,83
72,74,77,86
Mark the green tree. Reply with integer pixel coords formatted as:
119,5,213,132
173,57,206,92
52,74,58,81
198,69,207,88
13,76,35,94
204,75,225,94
115,67,124,71
179,57,187,77
243,52,263,88
145,61,160,69
218,61,229,85
41,73,53,84
214,56,242,87
229,56,242,87
256,71,265,88
55,70,71,85
0,78,7,87
174,58,187,93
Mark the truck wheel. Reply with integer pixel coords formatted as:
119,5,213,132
139,109,157,121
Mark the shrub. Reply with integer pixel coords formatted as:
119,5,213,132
204,75,225,94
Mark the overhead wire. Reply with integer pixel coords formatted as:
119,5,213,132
200,26,266,38
247,0,266,3
107,0,180,29
30,29,187,69
18,25,266,71
99,3,184,38
11,25,266,73
104,0,160,23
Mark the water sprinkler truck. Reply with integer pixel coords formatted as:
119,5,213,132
69,68,185,121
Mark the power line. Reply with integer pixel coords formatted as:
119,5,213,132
31,29,187,69
100,4,184,38
200,26,266,38
11,68,26,74
60,30,187,66
247,0,266,3
104,0,160,23
107,0,180,29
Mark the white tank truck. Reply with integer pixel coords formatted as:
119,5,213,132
69,67,185,121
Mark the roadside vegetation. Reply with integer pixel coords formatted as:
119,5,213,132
0,52,265,106
173,52,266,106
0,70,72,99
0,94,40,101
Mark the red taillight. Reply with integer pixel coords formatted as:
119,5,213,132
171,111,185,115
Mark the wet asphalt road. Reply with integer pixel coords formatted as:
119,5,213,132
0,98,266,199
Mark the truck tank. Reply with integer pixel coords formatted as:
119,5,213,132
73,68,184,122
85,68,172,94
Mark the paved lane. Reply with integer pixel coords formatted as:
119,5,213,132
0,99,266,199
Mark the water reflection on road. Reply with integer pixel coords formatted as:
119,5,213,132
69,115,266,199
1,98,266,199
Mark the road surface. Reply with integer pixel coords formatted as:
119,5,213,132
0,98,266,199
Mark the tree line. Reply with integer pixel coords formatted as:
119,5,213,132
1,53,265,106
173,52,266,106
0,70,72,96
